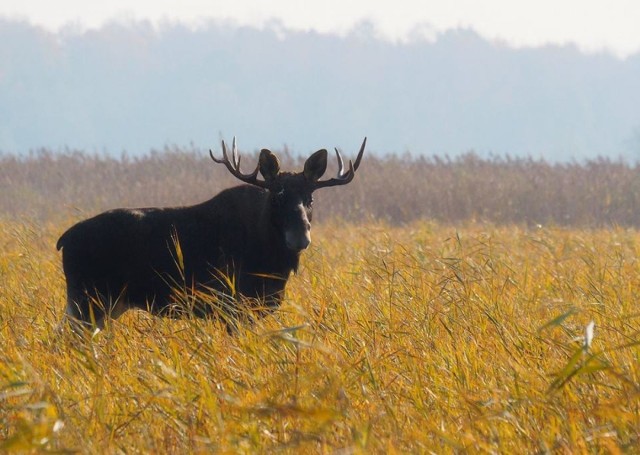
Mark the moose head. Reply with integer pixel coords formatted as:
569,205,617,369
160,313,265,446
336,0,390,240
210,137,366,252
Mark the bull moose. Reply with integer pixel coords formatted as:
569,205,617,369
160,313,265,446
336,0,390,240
56,138,366,332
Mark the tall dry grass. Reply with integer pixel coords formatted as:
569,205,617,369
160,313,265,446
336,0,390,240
2,219,640,452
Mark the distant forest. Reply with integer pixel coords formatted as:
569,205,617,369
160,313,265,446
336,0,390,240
1,19,639,160
3,149,640,227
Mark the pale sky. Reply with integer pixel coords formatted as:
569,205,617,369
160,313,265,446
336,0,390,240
2,0,640,57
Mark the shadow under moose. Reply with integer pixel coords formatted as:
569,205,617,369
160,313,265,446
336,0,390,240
56,138,366,334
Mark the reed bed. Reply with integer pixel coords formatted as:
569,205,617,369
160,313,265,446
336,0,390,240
2,148,640,226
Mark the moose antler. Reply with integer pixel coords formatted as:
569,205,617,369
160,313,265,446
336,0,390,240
210,137,270,189
314,137,367,189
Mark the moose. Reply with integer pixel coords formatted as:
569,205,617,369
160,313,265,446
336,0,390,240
56,138,366,332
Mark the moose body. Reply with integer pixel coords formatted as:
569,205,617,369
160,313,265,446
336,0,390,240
57,138,366,331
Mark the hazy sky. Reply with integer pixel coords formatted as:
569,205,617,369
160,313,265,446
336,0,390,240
2,0,640,57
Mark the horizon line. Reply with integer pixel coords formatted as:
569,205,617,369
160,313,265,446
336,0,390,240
1,13,638,60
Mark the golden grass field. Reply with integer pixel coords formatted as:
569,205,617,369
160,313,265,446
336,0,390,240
2,218,640,453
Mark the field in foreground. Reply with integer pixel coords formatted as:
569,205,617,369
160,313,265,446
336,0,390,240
1,220,640,452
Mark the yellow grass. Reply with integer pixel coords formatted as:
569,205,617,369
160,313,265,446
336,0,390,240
2,219,640,452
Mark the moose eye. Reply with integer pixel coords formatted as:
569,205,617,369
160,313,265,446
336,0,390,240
271,188,286,205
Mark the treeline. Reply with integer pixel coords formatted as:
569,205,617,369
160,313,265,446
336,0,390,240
2,149,640,227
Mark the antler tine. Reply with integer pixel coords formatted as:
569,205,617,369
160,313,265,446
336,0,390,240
209,142,225,164
212,139,231,164
353,137,366,172
334,148,346,177
232,136,239,168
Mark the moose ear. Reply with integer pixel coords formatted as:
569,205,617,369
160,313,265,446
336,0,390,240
303,149,328,182
259,149,280,181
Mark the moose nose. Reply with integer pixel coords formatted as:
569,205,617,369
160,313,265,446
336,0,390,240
285,230,311,251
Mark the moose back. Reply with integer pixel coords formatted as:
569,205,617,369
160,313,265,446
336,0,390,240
56,138,366,331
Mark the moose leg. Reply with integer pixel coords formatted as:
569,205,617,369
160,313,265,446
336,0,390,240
60,285,130,334
57,287,98,335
